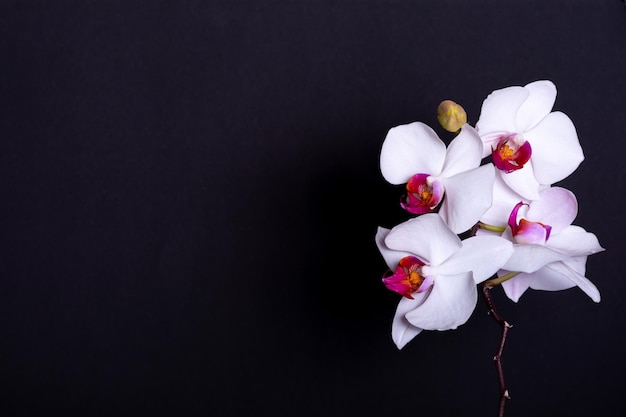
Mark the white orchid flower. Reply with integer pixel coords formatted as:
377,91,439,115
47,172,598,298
376,214,513,349
475,80,584,200
380,121,495,234
492,187,604,302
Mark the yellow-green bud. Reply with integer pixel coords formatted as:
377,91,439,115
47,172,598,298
437,100,467,132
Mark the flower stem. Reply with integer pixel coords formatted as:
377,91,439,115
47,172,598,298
484,271,520,288
477,221,507,233
480,283,512,417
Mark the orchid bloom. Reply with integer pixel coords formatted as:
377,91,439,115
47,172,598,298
379,122,495,234
376,214,513,349
491,187,604,302
475,80,584,200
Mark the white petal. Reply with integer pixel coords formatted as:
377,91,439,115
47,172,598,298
438,164,495,234
503,244,570,273
375,227,413,270
524,112,584,185
391,296,426,349
526,264,575,291
515,80,557,132
547,226,605,256
480,175,526,227
475,86,530,136
480,200,520,230
498,160,541,200
563,256,588,275
526,187,578,234
533,261,601,302
380,122,447,184
438,235,513,283
501,271,533,302
385,214,461,266
479,203,510,229
405,272,477,330
493,172,527,205
439,124,483,178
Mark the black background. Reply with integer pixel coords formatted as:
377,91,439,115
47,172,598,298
1,1,625,416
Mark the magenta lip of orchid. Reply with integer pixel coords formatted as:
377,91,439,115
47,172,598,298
401,174,444,214
491,133,532,173
508,201,552,244
382,255,433,299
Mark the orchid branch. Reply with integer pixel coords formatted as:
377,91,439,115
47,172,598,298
378,83,602,415
480,282,512,417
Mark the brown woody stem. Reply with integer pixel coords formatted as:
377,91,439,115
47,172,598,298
480,282,512,417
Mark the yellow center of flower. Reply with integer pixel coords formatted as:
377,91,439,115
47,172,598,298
418,187,433,202
405,263,424,292
499,143,515,159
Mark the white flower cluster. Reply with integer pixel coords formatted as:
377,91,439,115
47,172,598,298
376,80,604,349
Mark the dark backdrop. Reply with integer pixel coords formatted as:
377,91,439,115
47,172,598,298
1,1,625,416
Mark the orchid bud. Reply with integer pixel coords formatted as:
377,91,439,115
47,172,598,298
437,100,467,132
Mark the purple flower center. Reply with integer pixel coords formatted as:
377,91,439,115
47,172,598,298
492,133,532,173
401,174,444,214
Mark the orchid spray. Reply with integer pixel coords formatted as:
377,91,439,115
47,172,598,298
376,80,604,416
